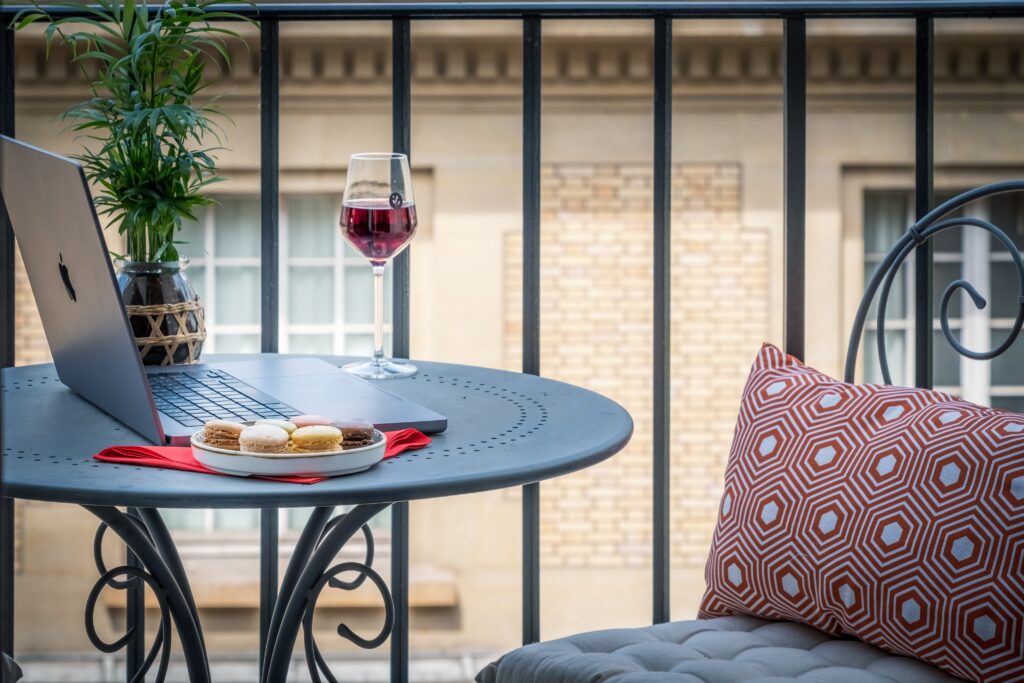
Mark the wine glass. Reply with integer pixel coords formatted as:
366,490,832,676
339,153,417,379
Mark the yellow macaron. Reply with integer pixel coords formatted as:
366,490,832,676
290,425,342,453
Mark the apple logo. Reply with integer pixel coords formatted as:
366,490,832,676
58,253,76,302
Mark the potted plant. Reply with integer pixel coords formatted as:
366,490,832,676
14,0,248,365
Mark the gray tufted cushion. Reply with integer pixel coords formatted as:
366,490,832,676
476,616,963,683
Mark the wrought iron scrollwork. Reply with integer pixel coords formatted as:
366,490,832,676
845,179,1024,384
302,515,395,683
85,566,171,683
88,522,171,683
262,503,391,683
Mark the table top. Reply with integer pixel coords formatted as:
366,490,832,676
1,355,633,508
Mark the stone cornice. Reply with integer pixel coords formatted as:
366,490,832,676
12,31,1024,99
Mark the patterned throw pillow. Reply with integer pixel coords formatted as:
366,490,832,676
699,343,1024,683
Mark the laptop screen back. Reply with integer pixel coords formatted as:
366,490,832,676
0,136,163,443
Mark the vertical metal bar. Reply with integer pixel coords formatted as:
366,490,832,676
783,17,807,360
390,18,412,683
652,16,672,626
0,498,12,661
914,17,935,389
389,502,409,682
392,17,412,362
258,508,277,674
521,15,542,647
0,24,15,664
125,508,145,680
258,18,280,675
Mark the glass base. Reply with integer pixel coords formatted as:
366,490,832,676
343,357,417,380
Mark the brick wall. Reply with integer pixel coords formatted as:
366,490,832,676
505,163,770,569
15,245,51,367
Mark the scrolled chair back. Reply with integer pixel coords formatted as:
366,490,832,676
845,179,1024,385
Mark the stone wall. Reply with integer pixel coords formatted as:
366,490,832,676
505,162,770,569
14,245,50,367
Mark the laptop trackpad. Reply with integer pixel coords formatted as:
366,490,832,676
216,357,446,432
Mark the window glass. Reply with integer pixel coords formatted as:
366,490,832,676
992,396,1024,413
289,334,333,354
931,191,967,254
864,191,909,254
345,268,374,324
160,509,204,530
177,215,206,259
287,508,315,531
289,196,338,258
216,267,260,325
989,193,1023,252
346,333,374,357
933,329,961,389
187,265,206,302
213,509,260,530
990,262,1021,319
864,330,906,386
214,197,260,257
289,267,334,324
934,261,963,319
215,334,259,353
865,261,907,320
991,332,1024,386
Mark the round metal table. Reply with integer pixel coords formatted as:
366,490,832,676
1,355,633,682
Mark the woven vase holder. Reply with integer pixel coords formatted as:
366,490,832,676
124,298,207,366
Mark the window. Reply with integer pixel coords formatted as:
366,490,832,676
167,192,395,537
161,506,388,539
863,189,1024,410
177,193,391,356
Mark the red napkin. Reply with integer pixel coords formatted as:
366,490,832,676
93,428,431,484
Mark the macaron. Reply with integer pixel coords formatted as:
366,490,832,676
333,418,375,449
239,424,290,454
291,425,342,453
255,418,297,434
291,414,333,428
202,420,244,449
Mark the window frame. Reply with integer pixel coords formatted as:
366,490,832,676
185,192,392,356
861,186,1024,407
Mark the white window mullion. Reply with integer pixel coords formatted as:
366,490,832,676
279,197,291,354
335,223,347,355
204,206,217,354
961,199,991,405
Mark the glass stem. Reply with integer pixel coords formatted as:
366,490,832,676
373,263,386,364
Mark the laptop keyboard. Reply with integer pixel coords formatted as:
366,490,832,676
149,369,302,427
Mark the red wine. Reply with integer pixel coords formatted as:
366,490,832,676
341,199,418,263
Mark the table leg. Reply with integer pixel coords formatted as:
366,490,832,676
262,503,393,683
124,508,145,681
84,506,210,683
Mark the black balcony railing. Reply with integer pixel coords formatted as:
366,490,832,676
3,2,1024,681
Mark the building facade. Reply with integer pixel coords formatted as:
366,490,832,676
8,16,1024,676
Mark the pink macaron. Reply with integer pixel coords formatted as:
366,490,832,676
291,414,333,428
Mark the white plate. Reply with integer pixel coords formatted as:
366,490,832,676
191,427,387,478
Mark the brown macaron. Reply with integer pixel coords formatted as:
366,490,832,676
202,420,245,450
333,418,375,449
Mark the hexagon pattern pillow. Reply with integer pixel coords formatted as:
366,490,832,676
699,343,1024,683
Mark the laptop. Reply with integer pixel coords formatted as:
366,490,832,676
0,136,446,444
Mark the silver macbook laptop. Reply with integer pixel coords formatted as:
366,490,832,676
0,136,446,444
